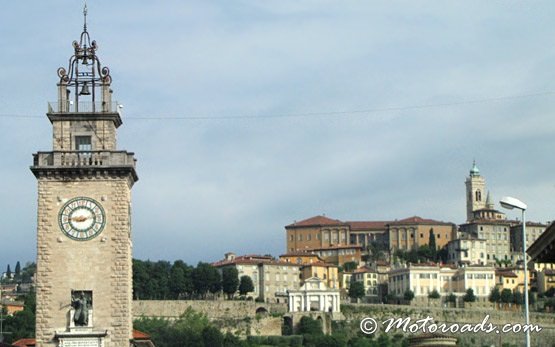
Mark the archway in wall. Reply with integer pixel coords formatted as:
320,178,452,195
256,307,269,316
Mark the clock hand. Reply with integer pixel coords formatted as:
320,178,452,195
71,215,89,223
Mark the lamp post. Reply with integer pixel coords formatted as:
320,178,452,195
500,196,530,347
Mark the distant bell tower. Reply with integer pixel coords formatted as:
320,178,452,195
465,161,486,222
30,4,138,347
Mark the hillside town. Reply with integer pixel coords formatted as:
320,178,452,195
207,162,555,309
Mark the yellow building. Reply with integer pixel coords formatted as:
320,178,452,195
304,245,362,266
495,268,532,293
340,272,353,290
388,263,495,304
286,215,350,252
388,216,456,251
300,262,339,289
352,267,379,296
279,252,323,265
537,269,555,295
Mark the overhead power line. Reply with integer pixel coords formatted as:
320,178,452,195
1,90,554,121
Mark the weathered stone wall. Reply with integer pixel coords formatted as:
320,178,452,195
133,300,286,320
36,178,133,347
133,300,287,336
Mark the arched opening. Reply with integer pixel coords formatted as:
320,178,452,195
282,316,293,335
255,307,268,316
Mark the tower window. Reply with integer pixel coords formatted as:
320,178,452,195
75,136,92,151
475,190,482,202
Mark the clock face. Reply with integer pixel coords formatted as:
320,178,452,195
58,197,106,241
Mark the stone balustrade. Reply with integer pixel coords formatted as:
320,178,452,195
32,151,136,168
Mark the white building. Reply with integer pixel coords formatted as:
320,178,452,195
288,277,340,313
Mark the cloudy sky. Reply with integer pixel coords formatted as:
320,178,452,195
1,1,555,270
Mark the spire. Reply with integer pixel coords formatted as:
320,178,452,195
470,160,480,177
486,191,494,209
83,1,88,33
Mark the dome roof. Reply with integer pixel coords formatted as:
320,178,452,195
470,160,480,176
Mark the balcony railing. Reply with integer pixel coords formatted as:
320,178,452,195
48,101,120,114
33,151,135,168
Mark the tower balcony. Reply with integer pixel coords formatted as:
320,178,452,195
31,150,138,182
48,101,120,114
47,101,123,128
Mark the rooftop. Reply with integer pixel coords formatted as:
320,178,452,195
286,215,346,228
389,216,454,226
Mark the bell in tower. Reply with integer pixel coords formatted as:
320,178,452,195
31,4,139,347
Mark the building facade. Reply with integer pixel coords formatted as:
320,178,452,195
388,264,495,303
213,253,302,303
31,11,137,346
300,263,339,289
388,216,456,251
446,237,487,265
460,221,513,265
285,216,350,252
510,222,547,254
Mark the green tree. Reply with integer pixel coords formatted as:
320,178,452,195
20,262,36,283
134,307,213,347
2,289,36,344
152,261,172,299
528,291,536,305
169,260,193,299
404,289,415,302
428,289,440,299
202,325,223,347
500,289,513,304
221,267,239,299
192,262,221,299
6,264,12,278
376,333,393,347
428,229,436,248
489,287,501,303
447,292,457,304
132,259,150,299
343,261,358,272
223,332,246,347
14,261,21,279
463,288,476,302
513,291,523,305
348,282,365,301
298,316,322,335
238,275,254,296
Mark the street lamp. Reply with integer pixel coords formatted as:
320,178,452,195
500,196,530,347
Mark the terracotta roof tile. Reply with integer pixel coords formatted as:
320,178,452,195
286,215,346,228
389,216,454,226
133,329,151,340
495,270,518,278
12,339,35,347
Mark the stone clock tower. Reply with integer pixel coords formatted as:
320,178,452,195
30,6,138,347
